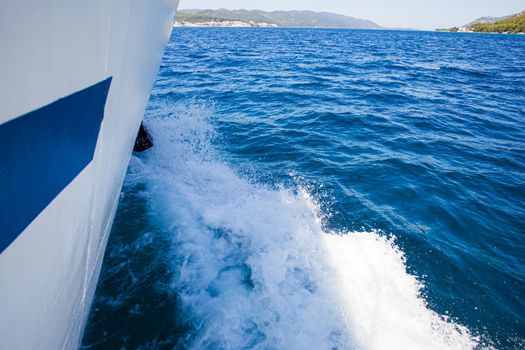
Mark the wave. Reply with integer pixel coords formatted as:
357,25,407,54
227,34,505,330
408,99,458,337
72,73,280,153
129,102,478,349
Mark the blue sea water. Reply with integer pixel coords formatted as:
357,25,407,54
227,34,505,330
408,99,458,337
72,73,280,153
82,28,525,349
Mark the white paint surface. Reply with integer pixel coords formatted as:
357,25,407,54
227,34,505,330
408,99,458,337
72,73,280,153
0,1,180,348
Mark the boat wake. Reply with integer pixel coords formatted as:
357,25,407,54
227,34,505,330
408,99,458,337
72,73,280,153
128,102,478,349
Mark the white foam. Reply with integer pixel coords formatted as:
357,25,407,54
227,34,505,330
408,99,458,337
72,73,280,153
130,102,478,349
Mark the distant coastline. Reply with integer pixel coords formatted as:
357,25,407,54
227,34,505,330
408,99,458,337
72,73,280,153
175,9,381,29
438,11,524,34
174,20,277,28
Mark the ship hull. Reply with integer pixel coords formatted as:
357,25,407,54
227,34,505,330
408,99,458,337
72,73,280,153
0,0,179,348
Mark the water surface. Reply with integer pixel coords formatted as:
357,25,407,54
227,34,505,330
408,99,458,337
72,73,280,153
82,28,525,349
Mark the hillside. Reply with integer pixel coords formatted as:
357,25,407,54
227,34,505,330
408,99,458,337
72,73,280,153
440,11,524,33
470,11,525,33
176,9,381,29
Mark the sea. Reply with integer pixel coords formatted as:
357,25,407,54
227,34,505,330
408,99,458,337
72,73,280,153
81,28,525,350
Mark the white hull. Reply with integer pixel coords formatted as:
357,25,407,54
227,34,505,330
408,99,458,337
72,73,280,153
0,0,179,348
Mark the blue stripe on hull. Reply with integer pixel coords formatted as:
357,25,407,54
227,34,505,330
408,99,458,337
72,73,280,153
0,78,112,253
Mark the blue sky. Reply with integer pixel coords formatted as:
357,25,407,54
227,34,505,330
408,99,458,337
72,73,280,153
179,0,524,30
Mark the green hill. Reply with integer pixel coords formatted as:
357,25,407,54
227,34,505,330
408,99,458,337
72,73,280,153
470,11,525,33
176,9,381,29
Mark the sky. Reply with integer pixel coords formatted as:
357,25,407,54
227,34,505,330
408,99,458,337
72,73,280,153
178,0,524,30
